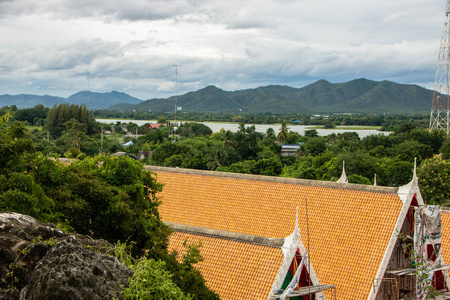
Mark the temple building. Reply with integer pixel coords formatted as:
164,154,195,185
147,164,450,300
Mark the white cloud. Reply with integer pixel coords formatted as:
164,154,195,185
0,0,445,99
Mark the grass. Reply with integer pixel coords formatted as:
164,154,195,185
306,125,382,130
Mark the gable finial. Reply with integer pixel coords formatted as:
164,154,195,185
337,160,348,183
374,173,377,186
413,157,418,181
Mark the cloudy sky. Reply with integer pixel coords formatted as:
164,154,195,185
0,0,446,100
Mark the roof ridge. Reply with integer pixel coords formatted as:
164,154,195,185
441,207,450,213
147,165,399,194
165,222,285,248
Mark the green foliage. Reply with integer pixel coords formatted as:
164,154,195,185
14,105,49,125
45,103,93,138
8,121,28,139
281,159,315,179
64,147,82,158
122,258,192,300
177,122,213,137
334,151,378,181
152,143,193,165
216,161,254,174
20,155,170,258
234,123,263,161
0,119,35,173
347,174,371,185
0,117,219,299
384,161,414,187
440,139,450,160
300,137,328,156
418,155,450,205
164,155,183,167
304,129,318,138
252,156,283,176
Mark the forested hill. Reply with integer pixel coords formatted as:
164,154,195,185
1,78,434,114
129,78,433,114
0,91,142,109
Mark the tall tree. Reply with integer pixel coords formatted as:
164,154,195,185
277,121,290,142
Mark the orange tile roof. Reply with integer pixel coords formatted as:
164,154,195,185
153,167,404,300
441,210,450,264
168,231,284,299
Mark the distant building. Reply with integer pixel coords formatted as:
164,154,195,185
281,144,301,156
146,123,167,130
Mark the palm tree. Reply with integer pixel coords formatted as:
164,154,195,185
277,121,290,143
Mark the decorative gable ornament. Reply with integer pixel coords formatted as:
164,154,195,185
336,160,348,183
268,208,334,300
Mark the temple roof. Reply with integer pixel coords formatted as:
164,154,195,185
169,231,284,299
441,209,450,264
149,166,404,300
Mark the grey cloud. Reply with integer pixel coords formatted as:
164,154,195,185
0,0,201,21
0,0,443,99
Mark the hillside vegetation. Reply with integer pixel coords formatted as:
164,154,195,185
130,78,433,114
1,78,434,114
0,91,141,109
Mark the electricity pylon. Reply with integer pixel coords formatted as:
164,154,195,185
430,0,450,138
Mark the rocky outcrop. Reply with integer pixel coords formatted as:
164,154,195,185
0,212,132,300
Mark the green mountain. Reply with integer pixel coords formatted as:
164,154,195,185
1,78,434,114
0,90,142,109
66,91,142,109
133,78,433,114
0,94,66,109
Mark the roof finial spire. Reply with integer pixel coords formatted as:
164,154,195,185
374,173,377,186
337,160,348,183
413,157,418,181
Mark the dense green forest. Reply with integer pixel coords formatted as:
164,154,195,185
2,103,450,296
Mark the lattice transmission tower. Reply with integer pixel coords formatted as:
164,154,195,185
430,0,450,138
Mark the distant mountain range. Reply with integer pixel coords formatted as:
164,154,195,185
0,91,142,109
0,78,434,114
117,78,434,114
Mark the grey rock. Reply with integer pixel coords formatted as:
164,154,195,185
0,212,132,300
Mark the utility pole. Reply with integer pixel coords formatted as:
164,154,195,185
430,0,450,139
101,128,103,152
87,72,90,111
172,64,182,142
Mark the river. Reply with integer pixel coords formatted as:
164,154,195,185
96,119,389,138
